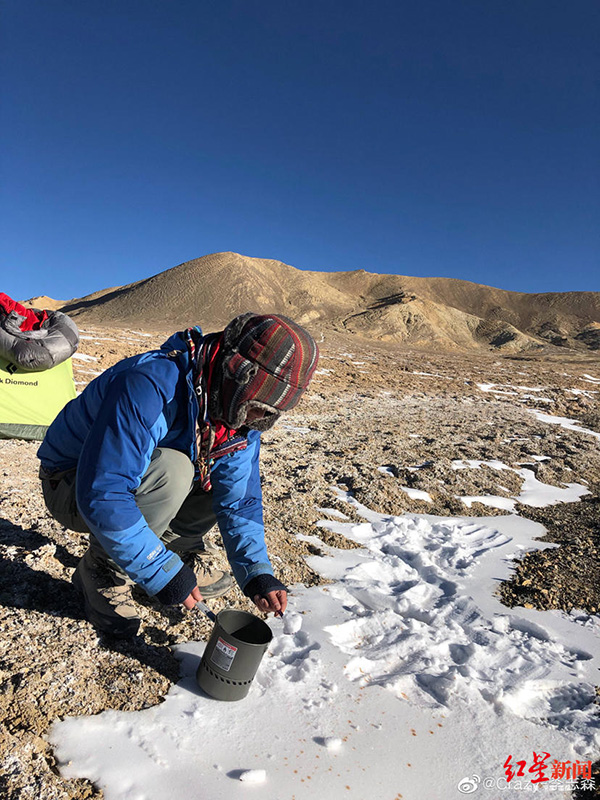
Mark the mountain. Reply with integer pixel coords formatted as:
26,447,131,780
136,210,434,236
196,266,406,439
57,252,600,353
20,296,67,311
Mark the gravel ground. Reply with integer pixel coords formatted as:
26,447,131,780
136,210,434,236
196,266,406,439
1,327,599,798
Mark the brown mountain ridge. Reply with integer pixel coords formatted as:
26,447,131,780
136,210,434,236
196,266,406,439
51,252,600,353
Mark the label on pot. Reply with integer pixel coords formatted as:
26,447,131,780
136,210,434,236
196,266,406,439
211,637,238,672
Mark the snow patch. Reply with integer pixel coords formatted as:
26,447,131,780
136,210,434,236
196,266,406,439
49,495,600,799
531,411,600,442
454,462,590,508
316,507,349,520
460,495,516,511
400,486,432,503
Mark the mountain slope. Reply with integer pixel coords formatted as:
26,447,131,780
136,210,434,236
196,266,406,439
59,252,600,352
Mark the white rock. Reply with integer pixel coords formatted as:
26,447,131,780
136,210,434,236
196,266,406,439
239,769,267,783
323,737,343,751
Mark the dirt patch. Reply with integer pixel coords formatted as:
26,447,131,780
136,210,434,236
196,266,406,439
499,493,600,612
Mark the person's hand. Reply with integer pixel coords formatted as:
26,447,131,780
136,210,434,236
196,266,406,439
253,589,287,616
182,586,203,610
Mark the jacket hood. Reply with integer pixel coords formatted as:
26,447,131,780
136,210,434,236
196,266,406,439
160,328,201,354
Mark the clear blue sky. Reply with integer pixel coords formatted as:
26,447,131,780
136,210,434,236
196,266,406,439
1,0,598,300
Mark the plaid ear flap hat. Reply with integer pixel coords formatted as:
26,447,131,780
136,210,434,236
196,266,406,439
208,313,319,431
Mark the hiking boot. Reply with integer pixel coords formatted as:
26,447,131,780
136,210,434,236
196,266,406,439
72,549,140,637
181,552,233,599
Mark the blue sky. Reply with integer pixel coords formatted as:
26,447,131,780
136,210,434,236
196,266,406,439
1,0,598,300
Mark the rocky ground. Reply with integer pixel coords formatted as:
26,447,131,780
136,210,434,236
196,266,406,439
1,326,599,799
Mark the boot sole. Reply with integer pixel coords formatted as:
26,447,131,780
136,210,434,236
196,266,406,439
72,566,140,638
197,573,233,599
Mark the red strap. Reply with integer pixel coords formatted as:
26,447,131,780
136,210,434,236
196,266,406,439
203,336,236,447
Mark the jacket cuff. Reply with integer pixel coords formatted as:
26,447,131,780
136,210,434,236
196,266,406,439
154,563,197,605
243,574,287,599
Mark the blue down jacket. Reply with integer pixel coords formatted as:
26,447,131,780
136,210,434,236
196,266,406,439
37,331,273,596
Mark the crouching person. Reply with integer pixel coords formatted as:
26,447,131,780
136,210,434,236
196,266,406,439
37,313,318,637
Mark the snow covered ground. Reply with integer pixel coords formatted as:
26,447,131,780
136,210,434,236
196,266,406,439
453,458,591,512
530,411,600,443
50,486,600,800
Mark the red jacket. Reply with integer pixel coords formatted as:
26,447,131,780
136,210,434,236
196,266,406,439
0,292,49,332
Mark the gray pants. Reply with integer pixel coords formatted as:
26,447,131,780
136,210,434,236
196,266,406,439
41,448,217,570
